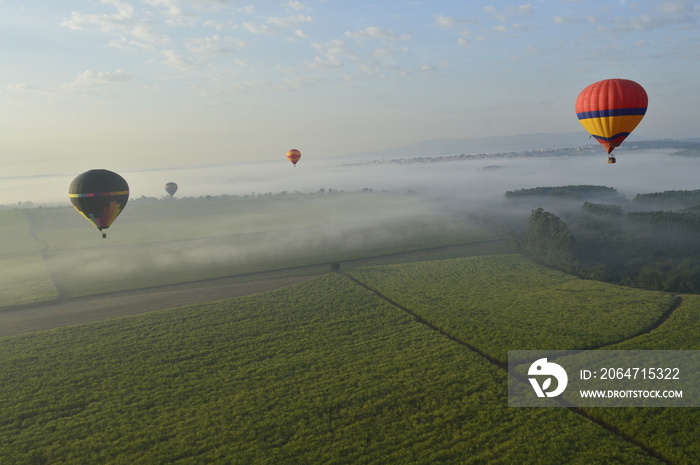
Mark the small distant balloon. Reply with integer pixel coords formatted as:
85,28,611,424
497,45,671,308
69,169,129,238
165,182,178,196
287,149,301,167
575,78,648,164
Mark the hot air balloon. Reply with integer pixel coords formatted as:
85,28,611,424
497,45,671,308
575,78,648,164
69,169,129,238
287,149,301,167
165,182,178,197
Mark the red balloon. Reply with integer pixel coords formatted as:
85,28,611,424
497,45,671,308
575,79,648,156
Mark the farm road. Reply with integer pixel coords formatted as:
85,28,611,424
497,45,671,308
0,268,325,337
1,240,509,338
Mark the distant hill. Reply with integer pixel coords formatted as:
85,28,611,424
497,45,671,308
340,132,651,161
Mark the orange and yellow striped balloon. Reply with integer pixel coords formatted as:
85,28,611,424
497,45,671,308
576,79,648,155
287,149,301,166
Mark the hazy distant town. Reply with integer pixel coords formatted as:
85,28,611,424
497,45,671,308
362,139,700,165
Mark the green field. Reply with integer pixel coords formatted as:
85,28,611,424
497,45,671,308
0,210,59,306
346,254,676,362
346,255,699,464
1,255,696,464
1,192,495,305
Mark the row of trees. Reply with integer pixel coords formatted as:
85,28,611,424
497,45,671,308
505,185,628,204
480,186,700,293
631,189,700,210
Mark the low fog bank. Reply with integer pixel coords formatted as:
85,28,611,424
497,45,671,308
38,191,486,298
6,147,700,300
2,149,698,208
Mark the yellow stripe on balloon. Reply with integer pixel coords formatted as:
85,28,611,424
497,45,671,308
578,114,645,141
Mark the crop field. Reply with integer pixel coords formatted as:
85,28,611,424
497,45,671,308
345,254,676,362
0,210,59,307
588,296,700,464
345,255,699,464
1,192,495,306
1,255,696,464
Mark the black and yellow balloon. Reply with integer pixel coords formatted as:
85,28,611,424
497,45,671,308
69,169,129,238
164,182,178,197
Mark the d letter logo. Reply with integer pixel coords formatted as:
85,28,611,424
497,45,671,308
528,358,568,397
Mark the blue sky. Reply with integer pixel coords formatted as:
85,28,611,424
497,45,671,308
2,0,700,176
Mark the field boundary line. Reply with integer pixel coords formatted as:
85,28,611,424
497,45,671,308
541,295,684,362
340,271,675,465
22,210,65,303
340,271,505,368
595,295,682,349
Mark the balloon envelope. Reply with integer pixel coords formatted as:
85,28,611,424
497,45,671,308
165,182,178,196
575,79,648,154
69,169,129,236
287,149,301,166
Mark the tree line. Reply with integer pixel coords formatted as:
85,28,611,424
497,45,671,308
478,186,700,293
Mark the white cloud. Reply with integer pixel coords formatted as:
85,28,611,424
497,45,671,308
186,35,246,55
553,15,598,25
435,14,458,30
162,5,189,25
162,49,192,71
243,14,313,35
64,0,174,52
203,19,226,30
62,0,135,33
58,0,316,78
267,14,313,29
435,13,474,46
64,69,132,92
609,1,698,31
482,3,534,23
280,75,328,90
242,21,271,34
285,0,304,12
307,30,414,80
309,39,351,68
7,69,132,94
345,26,411,41
131,23,170,45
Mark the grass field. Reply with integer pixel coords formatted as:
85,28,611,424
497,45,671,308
1,255,696,464
0,210,59,306
587,296,700,464
1,192,495,306
346,255,699,464
345,254,676,362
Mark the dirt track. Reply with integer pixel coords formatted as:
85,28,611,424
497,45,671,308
0,240,510,338
0,267,326,337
